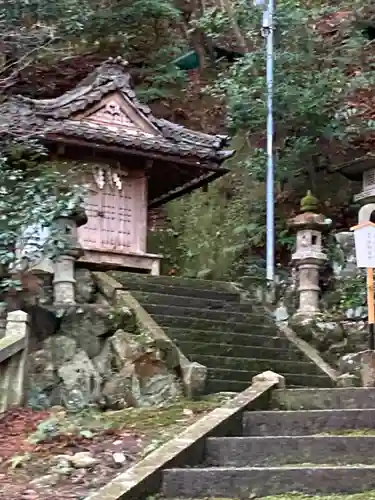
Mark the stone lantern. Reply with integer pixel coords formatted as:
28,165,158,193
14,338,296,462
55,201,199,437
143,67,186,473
289,191,332,320
52,207,87,306
354,167,375,224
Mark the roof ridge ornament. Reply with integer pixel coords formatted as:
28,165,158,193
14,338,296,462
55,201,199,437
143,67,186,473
105,56,129,68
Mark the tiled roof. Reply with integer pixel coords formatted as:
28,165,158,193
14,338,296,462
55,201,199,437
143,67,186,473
0,57,233,163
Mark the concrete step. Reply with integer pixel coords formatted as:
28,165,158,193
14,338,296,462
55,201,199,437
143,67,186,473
205,435,375,466
144,304,267,323
131,292,260,313
205,373,332,394
153,315,276,334
132,291,232,310
161,465,375,497
243,409,375,436
176,340,308,362
167,328,290,348
110,272,234,291
121,282,241,302
273,388,375,410
192,354,322,376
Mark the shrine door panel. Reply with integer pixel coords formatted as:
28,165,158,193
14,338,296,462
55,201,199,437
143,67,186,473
78,174,144,254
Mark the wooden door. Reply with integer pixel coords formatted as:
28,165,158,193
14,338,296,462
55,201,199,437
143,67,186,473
78,169,147,254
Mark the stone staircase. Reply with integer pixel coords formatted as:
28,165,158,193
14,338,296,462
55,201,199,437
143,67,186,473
161,387,375,498
110,272,332,392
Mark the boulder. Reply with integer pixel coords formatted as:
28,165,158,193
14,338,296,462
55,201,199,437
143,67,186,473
58,305,113,358
26,301,184,410
338,350,375,387
133,351,182,407
92,340,112,381
27,347,59,406
109,329,143,370
75,269,97,303
137,371,181,407
27,305,59,349
338,351,364,377
181,361,207,398
57,349,102,410
101,363,137,409
43,335,77,366
101,334,182,409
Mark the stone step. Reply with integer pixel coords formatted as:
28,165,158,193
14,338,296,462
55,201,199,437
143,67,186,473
161,465,375,498
167,328,290,348
144,304,267,323
132,291,259,313
176,340,308,362
273,388,375,410
110,271,234,291
205,373,332,394
153,315,276,334
191,354,322,376
121,282,241,302
243,409,375,436
205,435,375,467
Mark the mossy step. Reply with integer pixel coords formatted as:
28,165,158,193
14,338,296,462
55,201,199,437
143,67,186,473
206,374,332,394
153,314,277,334
144,304,269,323
167,328,290,348
160,495,375,500
162,465,375,498
120,282,240,302
272,388,375,411
110,271,233,291
207,368,331,387
131,291,259,313
192,354,322,375
242,409,375,436
205,435,375,467
176,340,308,362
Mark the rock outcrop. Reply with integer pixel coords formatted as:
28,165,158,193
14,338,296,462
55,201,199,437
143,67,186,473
27,299,182,411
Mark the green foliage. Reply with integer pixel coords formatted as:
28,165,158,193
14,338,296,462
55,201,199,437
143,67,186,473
0,141,84,293
161,0,375,279
207,0,375,180
1,0,373,282
0,0,187,100
335,273,367,312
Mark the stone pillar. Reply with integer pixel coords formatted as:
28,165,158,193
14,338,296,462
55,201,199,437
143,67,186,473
296,260,322,315
288,191,332,321
360,350,375,387
53,254,77,305
52,209,87,307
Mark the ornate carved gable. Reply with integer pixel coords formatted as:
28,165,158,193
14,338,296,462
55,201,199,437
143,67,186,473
76,92,158,136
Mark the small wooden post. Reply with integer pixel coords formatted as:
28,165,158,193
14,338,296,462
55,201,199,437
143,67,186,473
368,267,375,350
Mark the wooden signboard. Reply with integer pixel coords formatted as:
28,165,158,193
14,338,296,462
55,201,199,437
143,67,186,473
351,221,375,350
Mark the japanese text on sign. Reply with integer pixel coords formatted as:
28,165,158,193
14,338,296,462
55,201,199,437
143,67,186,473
353,226,375,268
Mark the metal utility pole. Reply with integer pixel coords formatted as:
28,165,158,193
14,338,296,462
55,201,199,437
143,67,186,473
255,0,275,285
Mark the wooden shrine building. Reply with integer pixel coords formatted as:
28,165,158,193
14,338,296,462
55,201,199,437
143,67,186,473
0,57,233,275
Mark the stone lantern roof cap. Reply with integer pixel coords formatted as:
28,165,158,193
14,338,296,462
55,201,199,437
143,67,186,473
300,190,319,213
288,191,332,231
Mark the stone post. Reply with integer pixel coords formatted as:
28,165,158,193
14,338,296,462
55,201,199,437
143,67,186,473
0,301,7,338
53,254,77,305
295,260,322,315
0,310,30,410
288,191,332,321
52,208,87,307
